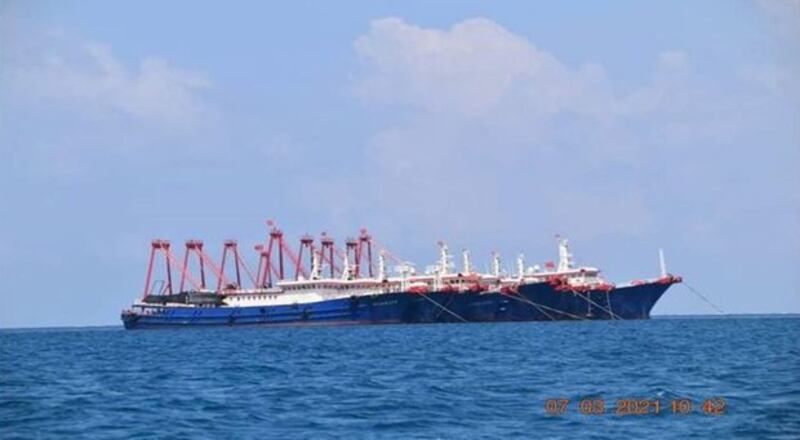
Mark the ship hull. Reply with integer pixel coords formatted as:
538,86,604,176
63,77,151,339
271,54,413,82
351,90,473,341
513,282,671,320
121,282,673,329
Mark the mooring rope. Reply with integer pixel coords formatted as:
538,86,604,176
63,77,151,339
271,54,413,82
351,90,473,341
499,291,587,321
417,293,469,323
683,281,725,314
497,291,556,321
571,290,621,320
431,293,456,322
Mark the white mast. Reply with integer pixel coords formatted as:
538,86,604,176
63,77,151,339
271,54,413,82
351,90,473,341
517,253,525,279
310,252,321,280
462,249,472,274
438,242,452,276
557,238,574,272
378,250,387,280
341,252,351,280
491,252,501,277
433,242,451,291
397,262,414,290
659,248,667,277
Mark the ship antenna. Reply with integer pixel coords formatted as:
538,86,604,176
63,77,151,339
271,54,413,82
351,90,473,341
462,248,472,275
341,252,348,280
310,251,322,280
491,252,501,277
557,237,573,272
659,248,667,277
438,241,452,276
378,250,387,280
517,253,525,279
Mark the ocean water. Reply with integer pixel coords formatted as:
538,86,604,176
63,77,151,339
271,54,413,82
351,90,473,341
1,317,798,439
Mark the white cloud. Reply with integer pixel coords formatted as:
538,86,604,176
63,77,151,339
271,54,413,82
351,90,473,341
341,18,707,243
751,0,800,102
756,0,800,41
352,18,699,124
294,14,797,264
1,28,212,128
353,17,613,118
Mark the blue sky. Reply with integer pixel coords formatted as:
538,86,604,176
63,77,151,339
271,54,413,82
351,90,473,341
1,1,798,327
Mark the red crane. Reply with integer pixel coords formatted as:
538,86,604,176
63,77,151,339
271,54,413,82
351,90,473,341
357,228,374,278
295,234,315,280
179,239,230,292
218,240,258,290
142,222,392,295
179,240,206,291
319,232,338,278
142,239,204,298
142,239,173,298
257,220,309,286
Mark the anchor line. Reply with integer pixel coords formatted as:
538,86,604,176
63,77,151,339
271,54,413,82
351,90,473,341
417,293,469,323
606,291,615,320
683,282,725,314
432,294,457,321
499,291,586,321
571,289,621,320
497,292,556,321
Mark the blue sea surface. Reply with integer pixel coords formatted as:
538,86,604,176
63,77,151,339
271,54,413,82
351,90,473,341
1,316,799,439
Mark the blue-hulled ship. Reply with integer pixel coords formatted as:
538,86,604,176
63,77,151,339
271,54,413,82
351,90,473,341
121,223,681,329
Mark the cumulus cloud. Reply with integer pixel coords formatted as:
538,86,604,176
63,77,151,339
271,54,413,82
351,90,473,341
353,18,703,121
745,0,800,102
292,14,798,265
0,27,212,128
341,18,703,243
353,17,613,118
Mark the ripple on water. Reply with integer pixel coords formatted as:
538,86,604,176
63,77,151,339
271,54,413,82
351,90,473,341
1,317,799,439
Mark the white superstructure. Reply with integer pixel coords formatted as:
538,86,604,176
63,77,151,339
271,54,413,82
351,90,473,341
136,237,617,309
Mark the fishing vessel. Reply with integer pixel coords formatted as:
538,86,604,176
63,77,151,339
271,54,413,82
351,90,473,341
121,222,681,329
